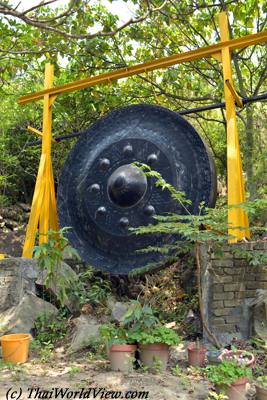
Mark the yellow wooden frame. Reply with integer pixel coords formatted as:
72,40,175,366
19,11,267,258
22,64,59,257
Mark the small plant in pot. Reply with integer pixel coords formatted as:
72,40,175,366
255,376,267,400
122,300,181,371
219,348,255,367
188,338,207,367
131,326,181,371
204,360,252,400
99,324,137,372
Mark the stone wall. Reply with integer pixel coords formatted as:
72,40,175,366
200,241,267,345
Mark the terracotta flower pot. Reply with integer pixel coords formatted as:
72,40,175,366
187,343,206,367
109,344,137,372
139,343,169,371
256,385,267,400
219,350,255,367
225,377,248,400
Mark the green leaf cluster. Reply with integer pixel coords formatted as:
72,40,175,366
33,227,79,307
34,310,68,346
73,269,112,307
129,326,181,346
122,300,159,331
256,375,267,388
99,324,135,347
100,299,181,347
204,360,252,387
131,164,267,268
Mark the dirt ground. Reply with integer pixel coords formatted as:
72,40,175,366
0,353,210,400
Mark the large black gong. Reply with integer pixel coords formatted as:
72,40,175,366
57,104,216,275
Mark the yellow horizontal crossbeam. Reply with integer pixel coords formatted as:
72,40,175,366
18,29,267,105
27,126,57,143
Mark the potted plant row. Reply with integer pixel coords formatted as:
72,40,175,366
100,300,181,372
205,360,252,400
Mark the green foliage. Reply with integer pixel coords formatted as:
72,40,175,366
171,365,191,387
33,309,68,346
171,364,184,376
132,164,267,262
133,162,192,210
68,365,81,378
0,360,15,370
100,300,181,347
132,163,231,246
39,343,55,364
0,194,10,207
250,337,267,351
33,228,79,307
256,375,267,388
123,300,181,345
99,324,134,347
122,300,159,331
236,199,267,218
231,245,267,266
231,199,267,235
204,360,252,388
86,337,106,360
73,268,111,307
130,325,181,346
31,309,68,363
207,391,228,400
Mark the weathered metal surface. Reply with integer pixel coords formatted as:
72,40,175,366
57,104,216,275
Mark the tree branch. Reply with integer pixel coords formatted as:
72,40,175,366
20,0,58,15
0,0,167,40
139,75,215,103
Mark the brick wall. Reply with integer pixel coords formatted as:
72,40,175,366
200,241,267,345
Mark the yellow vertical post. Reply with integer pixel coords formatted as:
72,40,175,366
22,63,59,258
39,64,54,244
219,12,250,242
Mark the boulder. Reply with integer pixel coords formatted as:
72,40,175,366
0,257,79,313
169,342,189,363
0,292,58,335
110,301,129,323
68,315,101,353
0,257,79,334
0,258,39,312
